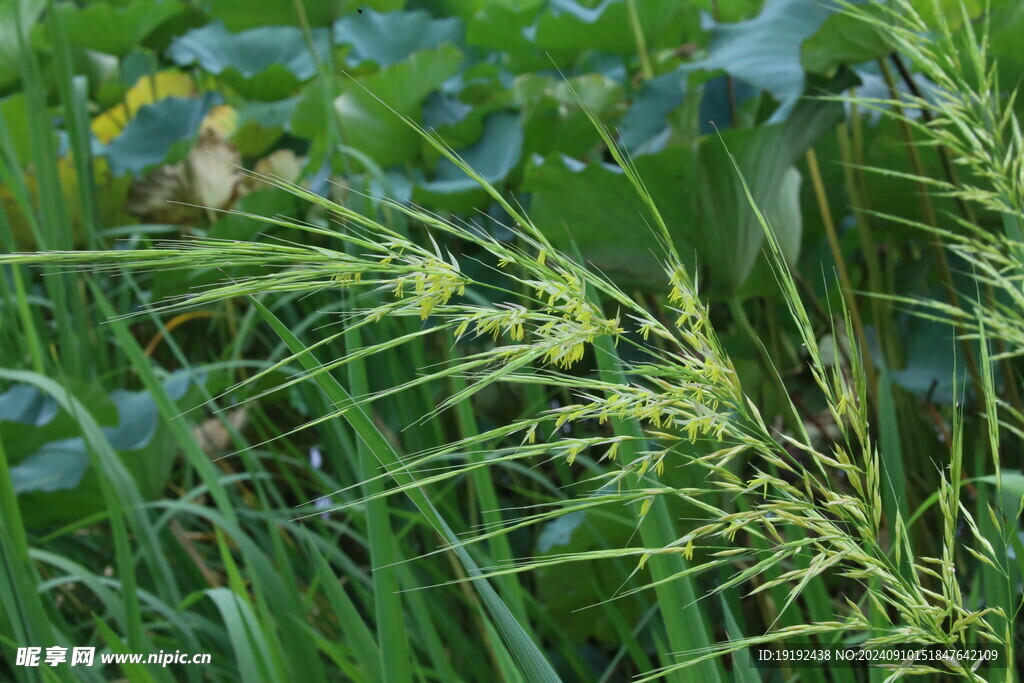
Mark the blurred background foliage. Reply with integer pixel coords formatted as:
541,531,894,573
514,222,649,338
2,0,1023,681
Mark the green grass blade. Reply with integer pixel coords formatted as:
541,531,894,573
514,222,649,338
342,300,412,683
0,434,61,658
307,541,382,681
0,369,164,648
250,297,561,682
88,280,238,523
592,332,724,683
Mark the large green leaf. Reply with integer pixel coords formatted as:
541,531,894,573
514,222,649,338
733,165,802,300
801,9,890,76
423,111,522,193
169,23,329,76
698,73,759,133
334,8,464,66
689,0,836,118
0,382,116,462
414,110,522,211
466,0,698,71
9,445,89,495
0,384,57,426
102,92,219,175
330,45,464,167
889,310,967,406
168,23,331,100
0,92,34,169
525,93,843,293
517,73,625,160
6,372,196,525
991,0,1024,59
232,97,299,155
202,0,398,31
532,0,694,57
618,68,686,155
524,150,691,287
466,3,547,72
52,0,185,57
990,0,1024,91
693,134,798,289
694,91,847,289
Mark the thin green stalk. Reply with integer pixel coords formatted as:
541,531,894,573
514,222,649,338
836,117,896,368
0,434,61,655
0,205,44,373
46,0,100,248
888,51,1023,413
308,543,383,681
626,0,654,81
14,6,86,378
728,296,802,435
0,371,149,648
450,371,530,624
252,299,561,682
876,372,909,550
877,57,984,400
90,282,238,524
592,332,724,683
344,297,413,683
805,146,878,401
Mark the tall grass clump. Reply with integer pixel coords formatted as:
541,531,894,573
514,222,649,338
836,0,1024,678
3,1,1021,680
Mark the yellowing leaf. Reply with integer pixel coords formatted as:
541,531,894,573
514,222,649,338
92,71,194,144
126,128,243,224
201,104,239,138
189,130,242,209
252,149,303,184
